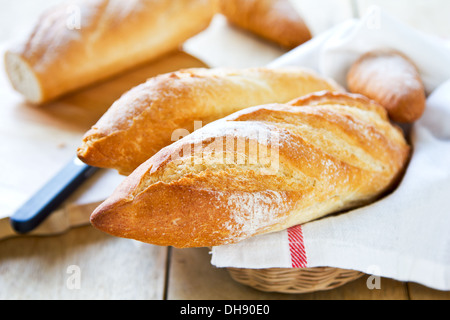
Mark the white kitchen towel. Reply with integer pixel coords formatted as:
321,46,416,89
270,6,450,92
211,7,450,291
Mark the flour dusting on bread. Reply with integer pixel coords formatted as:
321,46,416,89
90,91,410,248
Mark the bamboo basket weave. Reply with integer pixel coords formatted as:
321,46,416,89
227,267,364,294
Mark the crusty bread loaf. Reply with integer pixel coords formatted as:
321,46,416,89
77,67,342,175
347,50,426,123
90,91,410,248
4,0,217,104
219,0,312,49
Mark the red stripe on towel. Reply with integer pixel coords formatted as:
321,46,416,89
288,225,307,268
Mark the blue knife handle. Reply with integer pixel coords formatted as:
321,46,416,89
10,157,99,234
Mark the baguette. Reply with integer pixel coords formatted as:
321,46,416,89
90,91,410,248
77,67,342,175
347,50,426,123
4,0,217,104
219,0,312,49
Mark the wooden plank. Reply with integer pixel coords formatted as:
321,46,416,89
408,283,450,300
302,277,409,300
167,247,298,300
167,247,409,300
0,48,208,299
0,226,168,300
354,0,450,298
3,0,448,301
0,48,208,224
0,6,210,298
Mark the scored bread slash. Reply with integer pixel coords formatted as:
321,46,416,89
77,67,343,176
90,91,410,248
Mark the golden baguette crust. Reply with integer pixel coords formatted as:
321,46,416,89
4,0,217,104
219,0,311,49
78,67,342,175
90,91,410,248
347,50,426,123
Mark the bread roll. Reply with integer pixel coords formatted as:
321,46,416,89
90,91,410,248
4,0,217,104
219,0,312,49
347,50,426,123
77,67,342,175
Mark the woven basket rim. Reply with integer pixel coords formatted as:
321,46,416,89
227,266,364,294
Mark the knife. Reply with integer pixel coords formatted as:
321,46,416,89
10,157,99,234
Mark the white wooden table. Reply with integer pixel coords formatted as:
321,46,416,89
0,0,449,300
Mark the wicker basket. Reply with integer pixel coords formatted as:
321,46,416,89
227,267,364,294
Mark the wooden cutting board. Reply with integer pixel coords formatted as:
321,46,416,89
0,47,208,241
